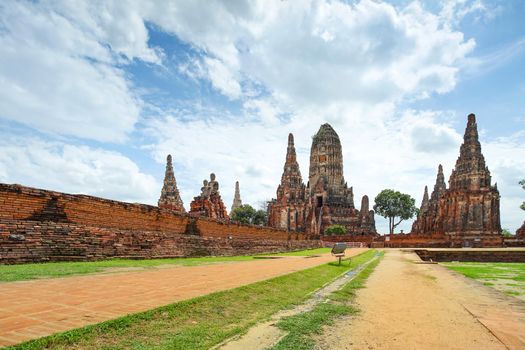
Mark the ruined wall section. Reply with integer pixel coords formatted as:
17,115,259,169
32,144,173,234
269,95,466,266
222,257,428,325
0,184,317,263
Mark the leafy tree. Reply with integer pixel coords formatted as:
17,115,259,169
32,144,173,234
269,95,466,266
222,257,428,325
324,224,347,236
502,228,513,237
520,179,525,211
253,210,268,226
373,189,418,235
231,205,267,225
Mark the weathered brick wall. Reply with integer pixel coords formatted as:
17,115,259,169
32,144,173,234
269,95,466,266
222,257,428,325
0,183,318,263
415,249,525,262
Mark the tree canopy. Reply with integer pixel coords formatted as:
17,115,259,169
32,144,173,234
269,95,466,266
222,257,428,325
373,189,418,235
324,224,347,236
231,204,267,225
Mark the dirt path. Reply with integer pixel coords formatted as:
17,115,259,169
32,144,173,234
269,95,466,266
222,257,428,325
0,248,367,347
317,249,525,350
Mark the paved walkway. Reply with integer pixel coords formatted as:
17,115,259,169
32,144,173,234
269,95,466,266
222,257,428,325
0,248,367,347
317,249,525,350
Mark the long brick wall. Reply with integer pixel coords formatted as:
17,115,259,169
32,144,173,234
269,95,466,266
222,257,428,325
415,249,525,262
0,184,320,264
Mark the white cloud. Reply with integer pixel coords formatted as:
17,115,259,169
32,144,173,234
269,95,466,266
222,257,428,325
0,136,158,204
135,0,476,106
0,1,154,142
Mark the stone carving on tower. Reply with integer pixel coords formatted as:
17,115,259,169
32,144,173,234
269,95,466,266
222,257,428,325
412,114,502,244
158,154,185,213
267,133,307,231
189,173,229,220
304,124,376,236
231,181,242,214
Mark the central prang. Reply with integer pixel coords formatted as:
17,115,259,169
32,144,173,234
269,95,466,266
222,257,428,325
268,124,377,237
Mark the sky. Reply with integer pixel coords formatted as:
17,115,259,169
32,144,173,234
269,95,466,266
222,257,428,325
0,0,524,234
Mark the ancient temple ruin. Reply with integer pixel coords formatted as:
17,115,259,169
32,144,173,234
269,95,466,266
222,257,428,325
411,164,446,234
189,173,229,220
268,125,376,236
267,134,307,231
158,154,185,213
230,181,242,214
412,114,502,243
305,124,376,236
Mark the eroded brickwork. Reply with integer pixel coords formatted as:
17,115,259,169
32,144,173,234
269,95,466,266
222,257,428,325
268,126,377,237
0,184,318,263
412,114,502,245
306,124,376,236
158,154,185,213
230,181,242,214
189,173,229,220
267,134,307,231
517,221,525,239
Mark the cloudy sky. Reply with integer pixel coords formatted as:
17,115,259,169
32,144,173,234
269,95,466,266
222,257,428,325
0,0,524,233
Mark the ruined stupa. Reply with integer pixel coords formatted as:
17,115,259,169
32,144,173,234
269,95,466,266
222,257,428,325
158,154,185,213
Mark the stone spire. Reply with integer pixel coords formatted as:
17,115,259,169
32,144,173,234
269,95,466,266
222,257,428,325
308,123,354,208
158,154,185,213
430,165,446,202
278,133,305,200
231,181,242,213
360,195,370,217
449,114,492,191
420,186,429,214
267,133,307,231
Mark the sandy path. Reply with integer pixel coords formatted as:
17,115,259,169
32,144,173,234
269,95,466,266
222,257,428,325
0,248,367,347
317,249,525,350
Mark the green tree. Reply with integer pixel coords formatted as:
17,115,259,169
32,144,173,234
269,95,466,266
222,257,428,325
253,210,268,226
373,189,418,235
520,179,525,211
502,228,513,237
231,205,267,225
324,224,347,236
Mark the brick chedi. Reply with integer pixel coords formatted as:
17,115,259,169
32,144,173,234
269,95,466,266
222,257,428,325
517,221,525,239
158,154,185,212
267,133,307,231
305,124,376,236
412,114,502,244
412,164,447,234
230,181,242,214
189,173,229,220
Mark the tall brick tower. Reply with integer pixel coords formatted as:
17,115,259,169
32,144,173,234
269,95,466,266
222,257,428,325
412,114,502,246
230,181,242,214
441,114,501,240
305,124,375,235
267,133,307,231
412,165,447,234
158,154,185,213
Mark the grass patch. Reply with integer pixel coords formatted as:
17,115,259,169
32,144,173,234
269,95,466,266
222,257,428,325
442,262,525,299
0,248,332,282
269,252,383,350
7,250,377,350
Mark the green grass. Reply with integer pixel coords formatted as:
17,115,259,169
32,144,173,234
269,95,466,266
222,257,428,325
269,252,383,350
442,262,525,299
7,250,377,350
0,248,332,282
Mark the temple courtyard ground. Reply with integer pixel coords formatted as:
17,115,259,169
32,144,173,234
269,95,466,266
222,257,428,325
1,248,525,349
317,249,525,349
0,248,367,347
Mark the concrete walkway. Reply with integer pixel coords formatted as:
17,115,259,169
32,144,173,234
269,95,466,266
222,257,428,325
0,248,367,347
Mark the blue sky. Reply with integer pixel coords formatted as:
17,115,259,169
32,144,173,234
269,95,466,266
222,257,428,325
0,0,524,233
